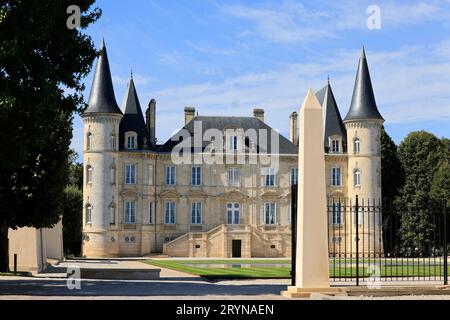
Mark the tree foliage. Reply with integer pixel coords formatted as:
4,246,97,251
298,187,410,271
380,126,404,200
62,185,83,257
0,0,100,271
397,131,445,250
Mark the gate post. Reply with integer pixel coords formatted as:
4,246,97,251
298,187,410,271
291,184,298,287
443,201,448,286
355,195,360,286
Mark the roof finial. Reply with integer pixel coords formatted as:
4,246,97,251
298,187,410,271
361,46,366,59
327,75,330,84
130,68,133,79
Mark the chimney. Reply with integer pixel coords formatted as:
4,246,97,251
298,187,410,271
184,107,196,125
289,111,298,145
253,108,264,122
146,99,156,147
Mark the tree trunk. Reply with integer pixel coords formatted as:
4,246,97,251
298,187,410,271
0,225,9,273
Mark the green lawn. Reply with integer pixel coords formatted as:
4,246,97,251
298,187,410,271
144,259,450,279
144,260,290,278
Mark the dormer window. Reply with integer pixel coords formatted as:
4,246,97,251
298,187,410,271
127,136,136,149
331,139,340,153
230,135,238,151
125,132,138,150
354,138,361,155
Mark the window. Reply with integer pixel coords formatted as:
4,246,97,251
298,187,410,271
125,164,136,185
148,202,154,224
264,203,277,225
354,138,361,154
354,169,361,187
331,203,342,225
110,204,116,225
331,167,341,186
86,204,92,224
331,140,340,153
290,167,298,186
87,132,93,150
226,203,240,225
165,166,176,185
127,135,136,149
191,202,202,225
87,165,93,184
147,165,154,185
110,166,116,185
191,166,202,186
228,167,240,186
229,135,238,151
111,134,116,151
124,201,136,224
165,202,176,224
263,167,276,187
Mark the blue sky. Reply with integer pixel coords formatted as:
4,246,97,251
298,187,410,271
71,0,450,157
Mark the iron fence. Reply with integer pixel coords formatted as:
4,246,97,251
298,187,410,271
291,185,449,286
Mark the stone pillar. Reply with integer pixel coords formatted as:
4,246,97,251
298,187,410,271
282,89,342,298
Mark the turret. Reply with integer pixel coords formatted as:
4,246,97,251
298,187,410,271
344,47,384,253
119,74,149,150
81,39,123,257
316,79,347,153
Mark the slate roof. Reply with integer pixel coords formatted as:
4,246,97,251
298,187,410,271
158,116,298,155
344,48,384,122
119,77,150,150
316,82,347,152
84,40,122,115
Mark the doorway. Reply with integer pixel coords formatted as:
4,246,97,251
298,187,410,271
232,240,242,258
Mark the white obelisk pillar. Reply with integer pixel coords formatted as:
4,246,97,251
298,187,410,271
282,89,339,297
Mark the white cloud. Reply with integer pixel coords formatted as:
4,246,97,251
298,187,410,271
71,43,450,155
185,40,236,56
146,45,450,143
112,73,153,87
220,1,450,43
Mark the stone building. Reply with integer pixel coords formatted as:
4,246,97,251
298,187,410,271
82,41,383,258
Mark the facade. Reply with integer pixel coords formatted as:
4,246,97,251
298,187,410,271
82,42,384,258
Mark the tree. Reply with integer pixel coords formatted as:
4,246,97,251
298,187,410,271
68,150,83,189
397,131,444,251
62,186,83,257
430,142,450,208
381,126,404,200
380,127,404,252
0,1,101,271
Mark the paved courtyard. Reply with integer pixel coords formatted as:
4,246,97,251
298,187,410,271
1,260,450,300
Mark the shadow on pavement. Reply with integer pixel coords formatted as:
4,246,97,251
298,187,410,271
0,278,286,297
